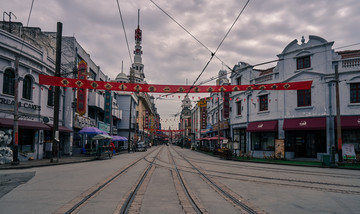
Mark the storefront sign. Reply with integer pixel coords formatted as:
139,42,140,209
0,97,41,111
299,121,307,126
342,144,356,160
275,139,285,159
76,60,88,116
104,90,112,124
74,114,95,129
98,121,110,134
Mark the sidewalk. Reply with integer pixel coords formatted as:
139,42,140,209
0,155,96,170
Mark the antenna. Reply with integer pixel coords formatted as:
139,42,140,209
138,9,140,27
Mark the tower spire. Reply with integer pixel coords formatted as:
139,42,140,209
138,9,140,27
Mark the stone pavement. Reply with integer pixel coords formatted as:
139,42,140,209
0,155,96,170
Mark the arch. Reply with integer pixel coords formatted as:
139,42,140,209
22,74,33,100
3,69,15,95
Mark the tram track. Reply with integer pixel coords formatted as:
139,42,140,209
185,154,360,179
170,146,265,214
53,146,162,214
173,147,360,196
168,147,207,214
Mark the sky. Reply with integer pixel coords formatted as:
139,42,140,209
2,0,360,129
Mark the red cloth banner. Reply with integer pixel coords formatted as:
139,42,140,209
39,74,312,93
76,61,88,116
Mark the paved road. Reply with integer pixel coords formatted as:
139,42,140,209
1,145,359,214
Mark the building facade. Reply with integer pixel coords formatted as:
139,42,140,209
230,35,360,160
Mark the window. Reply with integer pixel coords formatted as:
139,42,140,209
47,86,54,106
350,83,360,103
236,76,241,85
297,56,311,70
259,94,268,111
236,100,241,115
3,69,15,95
22,75,32,100
297,89,311,107
251,132,276,151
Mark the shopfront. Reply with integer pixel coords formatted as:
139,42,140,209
340,115,360,154
0,118,50,161
247,120,278,158
283,117,327,158
233,128,246,154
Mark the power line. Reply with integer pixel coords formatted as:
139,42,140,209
26,0,35,26
149,0,235,76
186,0,250,94
116,0,133,65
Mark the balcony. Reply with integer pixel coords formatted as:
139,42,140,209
88,91,105,110
341,57,360,71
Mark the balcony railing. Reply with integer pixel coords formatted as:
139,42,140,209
341,57,360,68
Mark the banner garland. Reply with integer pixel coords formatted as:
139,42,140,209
39,74,312,93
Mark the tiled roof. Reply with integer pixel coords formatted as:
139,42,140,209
337,50,360,59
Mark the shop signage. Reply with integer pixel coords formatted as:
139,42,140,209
257,123,263,128
98,121,110,134
74,114,95,129
275,139,285,159
104,90,112,124
0,97,41,111
76,60,88,116
299,121,307,126
342,144,356,160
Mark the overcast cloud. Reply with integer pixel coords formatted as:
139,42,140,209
2,0,360,129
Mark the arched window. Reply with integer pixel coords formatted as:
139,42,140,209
47,86,54,106
22,75,32,100
3,69,15,95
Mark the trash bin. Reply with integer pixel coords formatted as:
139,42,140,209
321,155,330,166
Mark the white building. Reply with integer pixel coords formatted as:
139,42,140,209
230,35,360,160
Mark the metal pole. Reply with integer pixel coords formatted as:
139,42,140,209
334,63,343,163
217,94,220,148
51,22,62,162
128,95,132,153
12,55,20,165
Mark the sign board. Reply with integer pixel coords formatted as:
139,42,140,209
76,60,88,116
342,144,356,160
104,90,112,124
275,139,285,159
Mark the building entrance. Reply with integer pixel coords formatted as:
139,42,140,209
286,131,326,158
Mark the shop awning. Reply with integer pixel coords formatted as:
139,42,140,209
46,124,72,132
283,117,326,130
0,118,51,130
246,120,278,132
337,116,360,129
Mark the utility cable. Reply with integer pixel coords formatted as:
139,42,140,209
188,0,250,90
116,0,133,65
26,0,35,26
149,0,234,74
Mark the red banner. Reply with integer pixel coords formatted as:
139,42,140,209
39,74,312,93
76,61,87,116
145,129,185,132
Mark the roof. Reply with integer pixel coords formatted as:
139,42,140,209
254,67,275,76
337,50,360,59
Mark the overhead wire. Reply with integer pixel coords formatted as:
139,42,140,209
151,0,251,99
116,0,133,65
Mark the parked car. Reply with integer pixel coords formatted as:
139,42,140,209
136,142,147,152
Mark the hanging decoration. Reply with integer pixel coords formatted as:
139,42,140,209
39,74,312,93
